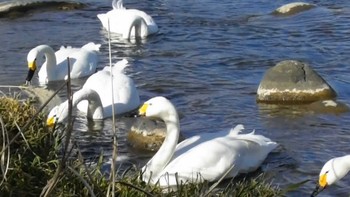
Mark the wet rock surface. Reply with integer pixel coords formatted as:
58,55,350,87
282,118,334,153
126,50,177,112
257,60,337,104
272,2,316,16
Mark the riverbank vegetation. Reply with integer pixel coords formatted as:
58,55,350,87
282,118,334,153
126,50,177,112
0,89,282,196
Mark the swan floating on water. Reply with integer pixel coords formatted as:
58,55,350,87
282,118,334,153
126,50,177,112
137,96,278,188
311,155,350,196
97,0,158,39
26,42,101,85
47,59,140,125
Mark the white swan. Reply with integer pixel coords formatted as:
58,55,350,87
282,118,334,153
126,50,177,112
311,155,350,196
137,96,278,188
97,0,158,39
26,42,101,85
47,59,140,125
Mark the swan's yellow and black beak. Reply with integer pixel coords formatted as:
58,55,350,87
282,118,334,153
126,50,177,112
46,116,56,127
310,173,327,197
26,60,37,85
138,103,149,116
311,184,326,197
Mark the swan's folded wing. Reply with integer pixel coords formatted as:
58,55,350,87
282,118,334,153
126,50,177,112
162,137,243,184
81,42,101,52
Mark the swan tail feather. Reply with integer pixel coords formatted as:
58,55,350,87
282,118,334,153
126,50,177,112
228,124,245,136
239,133,278,148
60,45,72,50
112,0,125,10
108,59,129,74
229,126,278,148
82,42,101,52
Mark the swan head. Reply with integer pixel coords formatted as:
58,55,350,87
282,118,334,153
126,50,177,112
47,102,69,127
138,96,177,122
311,156,350,196
26,48,39,84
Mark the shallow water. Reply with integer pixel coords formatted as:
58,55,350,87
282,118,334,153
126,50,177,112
0,0,350,196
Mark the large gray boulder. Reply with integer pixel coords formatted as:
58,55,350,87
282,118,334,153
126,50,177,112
257,60,337,103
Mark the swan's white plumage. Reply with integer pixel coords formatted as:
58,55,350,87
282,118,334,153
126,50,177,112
26,42,100,84
77,59,140,117
138,96,278,187
47,59,140,125
312,155,350,196
97,0,158,39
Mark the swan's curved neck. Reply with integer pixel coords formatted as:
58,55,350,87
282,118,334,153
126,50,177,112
73,88,104,119
340,155,350,172
143,109,180,182
35,45,57,82
58,88,104,122
126,16,148,39
37,45,57,69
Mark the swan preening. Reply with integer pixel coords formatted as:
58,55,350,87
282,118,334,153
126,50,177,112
97,0,158,39
138,96,278,188
26,42,100,85
47,59,140,125
311,155,350,196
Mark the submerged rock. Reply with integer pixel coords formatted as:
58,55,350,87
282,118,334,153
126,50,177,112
257,60,336,104
307,100,350,114
128,118,167,152
128,117,184,152
273,2,316,16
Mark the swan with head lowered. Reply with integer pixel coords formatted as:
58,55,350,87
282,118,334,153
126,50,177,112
47,59,140,125
137,96,278,188
97,0,158,39
26,42,101,85
311,155,350,196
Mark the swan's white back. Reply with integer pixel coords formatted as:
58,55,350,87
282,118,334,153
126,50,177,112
47,59,140,125
77,59,140,117
157,127,277,186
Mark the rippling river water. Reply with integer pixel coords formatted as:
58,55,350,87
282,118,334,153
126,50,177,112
0,0,350,196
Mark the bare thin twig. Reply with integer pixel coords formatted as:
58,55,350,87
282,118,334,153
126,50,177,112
0,116,10,186
0,85,29,88
41,57,74,197
14,121,38,157
106,17,118,197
